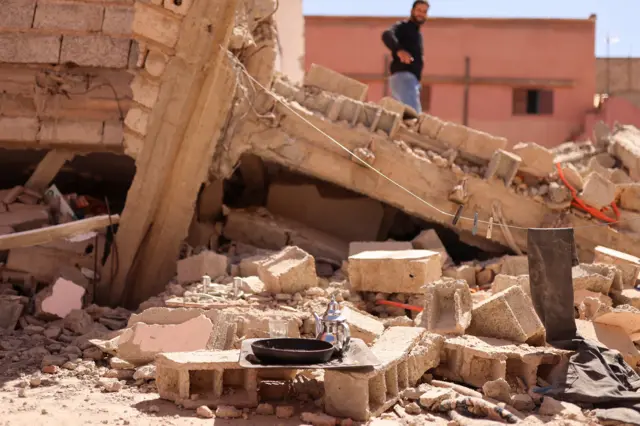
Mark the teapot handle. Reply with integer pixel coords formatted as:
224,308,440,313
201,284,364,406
340,322,351,351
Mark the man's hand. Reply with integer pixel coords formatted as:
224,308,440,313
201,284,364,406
397,49,414,64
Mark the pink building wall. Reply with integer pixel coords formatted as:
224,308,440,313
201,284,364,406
580,96,640,141
305,16,597,148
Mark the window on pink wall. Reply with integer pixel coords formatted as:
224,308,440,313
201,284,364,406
513,88,554,115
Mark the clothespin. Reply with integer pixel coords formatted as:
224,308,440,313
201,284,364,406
487,216,494,239
472,212,479,235
452,205,463,226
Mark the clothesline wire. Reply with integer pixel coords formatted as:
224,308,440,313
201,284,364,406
223,48,640,233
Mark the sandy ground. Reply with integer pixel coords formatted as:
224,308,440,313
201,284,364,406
0,375,310,426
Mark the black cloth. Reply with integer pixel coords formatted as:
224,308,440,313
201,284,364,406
381,20,424,81
527,228,640,424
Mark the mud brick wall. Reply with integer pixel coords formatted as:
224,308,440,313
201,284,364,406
0,0,139,151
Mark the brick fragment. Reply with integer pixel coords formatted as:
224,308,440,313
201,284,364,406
511,142,554,178
102,5,133,35
572,263,617,294
38,120,103,144
0,0,36,29
61,35,130,68
256,246,317,294
580,171,617,209
123,106,149,135
0,33,61,63
34,1,103,32
421,278,472,335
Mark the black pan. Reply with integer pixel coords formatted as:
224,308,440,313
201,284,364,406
250,338,335,365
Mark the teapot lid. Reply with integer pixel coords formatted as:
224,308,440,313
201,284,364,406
323,295,344,321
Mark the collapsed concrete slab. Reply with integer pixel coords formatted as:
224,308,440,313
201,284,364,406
594,246,640,289
156,350,258,409
256,246,317,294
116,315,214,365
324,327,443,421
435,335,568,388
420,278,472,335
468,286,545,345
348,250,441,294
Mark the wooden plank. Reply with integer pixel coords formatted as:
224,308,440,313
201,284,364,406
126,21,239,306
25,150,75,192
0,214,118,251
98,0,240,307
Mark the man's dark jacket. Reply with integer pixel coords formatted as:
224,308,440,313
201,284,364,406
382,20,424,81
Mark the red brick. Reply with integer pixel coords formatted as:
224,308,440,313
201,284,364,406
0,117,39,141
0,34,61,63
102,5,133,35
60,35,130,68
103,121,124,145
0,0,36,29
33,1,103,31
38,120,103,144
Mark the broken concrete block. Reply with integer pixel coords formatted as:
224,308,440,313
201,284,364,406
491,274,531,297
418,386,456,410
500,255,529,276
0,295,26,331
348,241,412,257
176,251,228,284
117,315,214,365
437,122,507,162
304,63,368,101
482,378,512,404
560,163,584,191
324,327,441,421
574,289,613,308
580,172,616,209
511,142,554,178
348,250,441,294
443,265,476,288
342,306,384,345
484,149,521,187
436,335,567,388
421,278,472,335
593,305,640,336
617,183,640,213
576,319,640,368
256,246,317,294
156,350,258,408
620,289,640,309
417,113,444,139
468,286,545,345
35,277,86,319
238,276,265,294
594,246,640,289
379,96,417,118
572,263,616,294
411,230,450,267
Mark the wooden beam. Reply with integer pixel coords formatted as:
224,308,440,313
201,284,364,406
98,0,240,307
25,150,75,192
0,214,119,251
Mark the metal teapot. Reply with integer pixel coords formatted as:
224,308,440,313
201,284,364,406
312,295,351,353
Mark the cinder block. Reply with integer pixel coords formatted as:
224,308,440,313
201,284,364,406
421,278,472,335
256,246,317,294
38,120,103,144
572,263,616,294
437,122,507,162
34,1,103,31
60,35,130,68
0,0,36,29
176,251,228,284
379,96,417,118
411,229,450,267
130,74,160,109
324,327,442,421
580,172,616,209
342,306,384,345
511,142,554,178
156,349,258,409
132,2,181,48
348,250,441,294
0,117,39,141
348,241,412,257
102,5,134,35
484,149,522,187
304,64,368,101
468,286,545,345
0,33,61,63
417,114,444,139
594,246,640,289
491,274,530,297
371,108,401,138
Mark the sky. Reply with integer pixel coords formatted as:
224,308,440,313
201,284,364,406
302,0,639,57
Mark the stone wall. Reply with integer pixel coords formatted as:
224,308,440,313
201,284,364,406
0,0,137,151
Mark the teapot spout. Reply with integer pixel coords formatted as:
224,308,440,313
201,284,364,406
312,312,322,338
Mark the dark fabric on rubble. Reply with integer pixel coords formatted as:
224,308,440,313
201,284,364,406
528,228,640,424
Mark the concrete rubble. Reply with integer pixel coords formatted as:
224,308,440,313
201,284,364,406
1,0,640,424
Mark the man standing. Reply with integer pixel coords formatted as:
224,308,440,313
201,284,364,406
381,1,429,113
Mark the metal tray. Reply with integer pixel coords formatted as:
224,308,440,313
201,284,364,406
239,338,380,370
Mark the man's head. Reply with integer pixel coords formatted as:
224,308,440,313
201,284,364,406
411,0,429,25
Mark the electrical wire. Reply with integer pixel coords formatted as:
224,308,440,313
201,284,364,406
223,47,640,232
